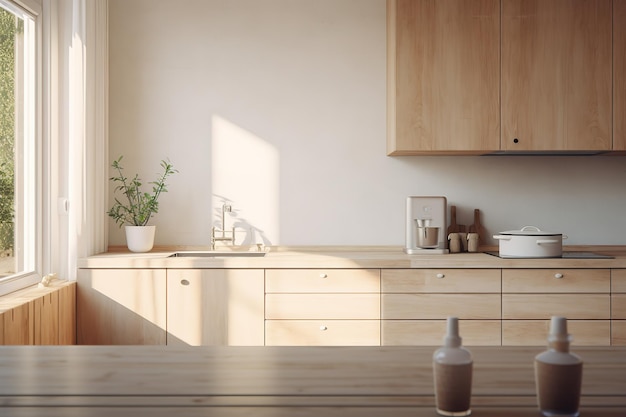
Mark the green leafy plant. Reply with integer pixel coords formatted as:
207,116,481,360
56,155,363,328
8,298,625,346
107,156,178,227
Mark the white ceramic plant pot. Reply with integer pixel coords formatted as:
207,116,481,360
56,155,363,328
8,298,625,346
125,225,156,253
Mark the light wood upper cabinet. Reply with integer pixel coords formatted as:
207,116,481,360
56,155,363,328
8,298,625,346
388,0,617,154
501,0,612,151
615,0,626,150
387,0,500,155
167,269,265,346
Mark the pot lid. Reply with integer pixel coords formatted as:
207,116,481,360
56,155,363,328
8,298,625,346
499,225,562,236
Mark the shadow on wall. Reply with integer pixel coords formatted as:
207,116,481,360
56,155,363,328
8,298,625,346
211,116,280,246
211,195,272,247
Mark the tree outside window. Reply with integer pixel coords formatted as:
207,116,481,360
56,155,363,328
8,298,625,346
0,7,18,274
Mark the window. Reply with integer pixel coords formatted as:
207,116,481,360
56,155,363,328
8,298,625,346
0,0,41,296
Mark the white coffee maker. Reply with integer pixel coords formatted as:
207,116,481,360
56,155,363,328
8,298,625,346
404,196,448,254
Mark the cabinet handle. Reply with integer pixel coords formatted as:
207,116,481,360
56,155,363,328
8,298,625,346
319,325,328,331
180,279,190,286
319,273,328,279
554,273,564,279
436,273,445,279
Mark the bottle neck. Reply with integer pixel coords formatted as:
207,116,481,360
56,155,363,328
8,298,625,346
548,339,570,353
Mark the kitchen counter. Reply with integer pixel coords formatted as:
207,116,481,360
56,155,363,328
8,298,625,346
0,345,624,416
78,245,626,269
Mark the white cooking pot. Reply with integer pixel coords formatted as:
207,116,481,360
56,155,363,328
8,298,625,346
493,226,568,258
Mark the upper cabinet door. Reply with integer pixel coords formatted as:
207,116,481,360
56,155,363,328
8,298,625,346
501,0,612,151
387,0,500,155
615,0,626,151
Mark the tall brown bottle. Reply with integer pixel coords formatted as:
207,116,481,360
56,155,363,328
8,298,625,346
534,316,583,417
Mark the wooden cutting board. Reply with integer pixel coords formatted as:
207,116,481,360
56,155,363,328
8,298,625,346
447,205,465,234
468,208,486,244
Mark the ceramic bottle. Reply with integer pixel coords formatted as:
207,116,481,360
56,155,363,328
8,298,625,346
433,317,473,416
534,316,583,417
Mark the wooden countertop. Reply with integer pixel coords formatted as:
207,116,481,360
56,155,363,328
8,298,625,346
77,245,626,269
0,345,624,416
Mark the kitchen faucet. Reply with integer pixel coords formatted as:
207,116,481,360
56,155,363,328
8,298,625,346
211,204,236,250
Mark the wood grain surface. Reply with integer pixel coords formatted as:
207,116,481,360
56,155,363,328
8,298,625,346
0,345,624,416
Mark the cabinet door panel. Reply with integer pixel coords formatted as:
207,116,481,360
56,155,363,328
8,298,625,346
266,320,380,346
502,320,610,346
77,269,166,345
382,320,501,346
501,0,611,151
388,0,500,154
266,294,379,320
502,269,610,293
167,269,264,346
266,269,379,293
612,270,626,293
382,294,500,320
615,0,626,150
502,294,610,319
382,269,500,293
612,294,626,319
613,321,626,346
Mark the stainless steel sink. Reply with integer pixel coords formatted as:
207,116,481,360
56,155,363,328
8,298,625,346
168,251,266,258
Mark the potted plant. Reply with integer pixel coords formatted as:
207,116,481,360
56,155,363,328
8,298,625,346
107,155,177,252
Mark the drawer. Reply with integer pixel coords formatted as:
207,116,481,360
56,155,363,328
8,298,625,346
382,320,501,346
612,269,626,292
382,294,501,320
265,269,380,293
612,321,626,346
265,294,380,319
502,320,611,346
265,320,380,346
502,294,610,319
382,269,500,293
502,269,610,293
612,294,626,319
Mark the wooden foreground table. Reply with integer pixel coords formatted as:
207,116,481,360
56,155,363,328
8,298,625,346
0,346,624,416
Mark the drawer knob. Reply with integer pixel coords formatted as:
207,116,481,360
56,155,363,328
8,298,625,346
319,273,328,279
554,273,564,279
436,273,445,279
180,279,190,286
319,325,328,331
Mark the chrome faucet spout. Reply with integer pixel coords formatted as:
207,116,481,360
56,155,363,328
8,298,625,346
211,204,235,250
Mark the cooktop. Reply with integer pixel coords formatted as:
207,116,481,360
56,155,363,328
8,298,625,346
485,251,614,259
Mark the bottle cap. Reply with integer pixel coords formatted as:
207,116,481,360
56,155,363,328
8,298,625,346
444,316,462,348
548,316,569,341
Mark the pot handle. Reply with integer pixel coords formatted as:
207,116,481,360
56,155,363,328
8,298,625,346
536,239,559,245
493,235,512,241
521,225,541,232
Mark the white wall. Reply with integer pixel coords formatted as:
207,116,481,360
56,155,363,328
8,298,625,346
108,0,626,248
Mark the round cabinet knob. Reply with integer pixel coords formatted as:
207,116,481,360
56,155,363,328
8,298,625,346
319,273,328,279
180,279,190,286
554,273,564,279
436,273,445,279
513,138,519,143
319,325,328,331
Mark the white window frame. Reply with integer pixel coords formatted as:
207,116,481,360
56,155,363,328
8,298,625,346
0,0,43,296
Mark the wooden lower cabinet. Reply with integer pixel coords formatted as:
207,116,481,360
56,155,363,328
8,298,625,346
502,269,611,346
612,270,626,345
382,320,501,346
266,320,379,346
167,269,264,346
265,269,380,346
502,320,611,346
381,269,502,345
77,269,167,345
613,321,626,346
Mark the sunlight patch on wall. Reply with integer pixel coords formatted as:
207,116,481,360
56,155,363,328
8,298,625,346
211,116,279,245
